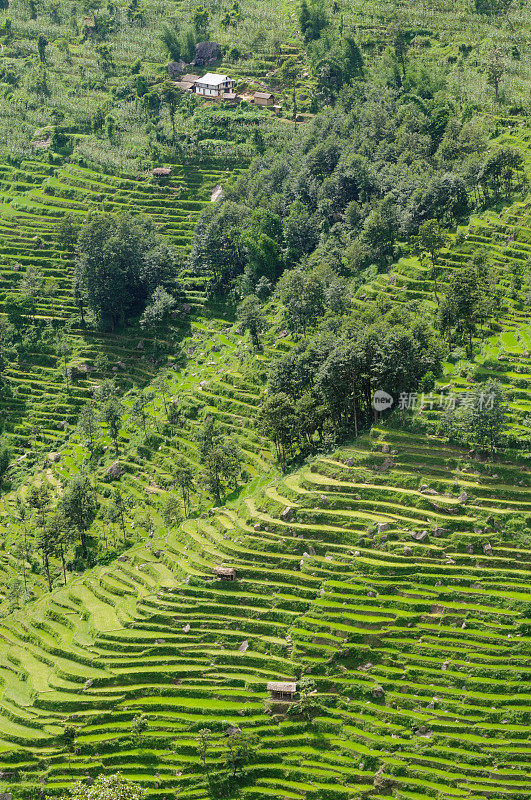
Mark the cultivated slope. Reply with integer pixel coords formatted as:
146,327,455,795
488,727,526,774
0,427,528,799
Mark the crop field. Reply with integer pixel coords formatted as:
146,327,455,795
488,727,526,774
0,159,243,455
0,0,528,795
0,117,526,798
0,425,528,800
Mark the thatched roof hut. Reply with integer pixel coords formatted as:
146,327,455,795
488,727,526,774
267,681,297,701
213,566,237,581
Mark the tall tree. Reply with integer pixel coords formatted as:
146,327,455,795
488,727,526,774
486,49,504,100
61,475,98,558
417,219,446,303
173,456,194,515
237,295,266,349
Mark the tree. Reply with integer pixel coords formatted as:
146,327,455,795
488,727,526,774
196,727,211,774
131,714,149,747
471,379,506,454
101,393,123,454
61,475,98,558
189,202,249,295
361,195,399,267
203,440,242,501
343,36,364,80
37,524,55,591
284,200,318,260
58,773,145,800
96,44,115,77
162,493,182,527
392,25,409,80
299,0,327,41
278,56,299,87
237,295,266,349
109,488,129,541
75,214,176,330
276,269,325,334
439,266,484,355
56,215,80,258
57,334,71,393
173,456,194,515
28,482,51,529
37,33,48,63
0,442,10,491
475,0,513,15
225,728,257,779
161,80,179,143
47,510,74,585
192,5,208,38
60,725,77,770
258,392,298,470
478,147,523,202
486,49,504,100
130,390,153,437
78,402,99,455
417,219,446,303
140,285,175,329
161,25,181,60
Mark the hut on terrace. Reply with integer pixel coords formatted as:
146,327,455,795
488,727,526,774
213,566,237,581
253,91,275,106
267,681,297,702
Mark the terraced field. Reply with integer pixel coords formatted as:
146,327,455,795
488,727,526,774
0,159,241,455
0,100,528,800
0,425,528,800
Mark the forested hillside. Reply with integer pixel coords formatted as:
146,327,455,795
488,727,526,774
0,0,528,798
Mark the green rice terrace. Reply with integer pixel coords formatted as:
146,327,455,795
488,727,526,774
0,117,527,796
0,0,528,797
0,159,242,455
0,428,529,800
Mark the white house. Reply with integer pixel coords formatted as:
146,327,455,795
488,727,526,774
194,73,234,98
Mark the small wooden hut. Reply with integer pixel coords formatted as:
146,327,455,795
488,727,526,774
214,566,237,581
267,681,297,702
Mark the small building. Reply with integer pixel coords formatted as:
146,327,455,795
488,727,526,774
214,566,237,581
151,167,171,177
254,91,275,107
194,73,234,99
267,681,297,702
175,74,200,92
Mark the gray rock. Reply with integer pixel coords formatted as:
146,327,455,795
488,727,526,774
105,461,122,480
280,506,294,522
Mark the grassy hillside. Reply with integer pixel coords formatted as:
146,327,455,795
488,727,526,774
0,0,528,796
0,115,525,798
0,426,528,800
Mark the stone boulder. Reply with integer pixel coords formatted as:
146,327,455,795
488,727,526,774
280,506,294,522
105,461,122,480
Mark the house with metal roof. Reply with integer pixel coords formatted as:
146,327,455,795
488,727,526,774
194,73,234,98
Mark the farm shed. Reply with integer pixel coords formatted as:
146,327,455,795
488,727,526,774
267,681,297,702
254,92,275,106
214,566,237,581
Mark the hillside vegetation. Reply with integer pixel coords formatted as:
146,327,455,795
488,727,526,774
0,0,528,798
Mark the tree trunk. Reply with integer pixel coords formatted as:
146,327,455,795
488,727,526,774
44,553,52,591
